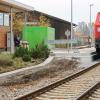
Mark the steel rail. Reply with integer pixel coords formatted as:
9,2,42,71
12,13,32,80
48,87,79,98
15,62,100,100
76,81,100,100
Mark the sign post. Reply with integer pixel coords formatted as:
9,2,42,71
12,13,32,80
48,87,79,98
65,30,70,53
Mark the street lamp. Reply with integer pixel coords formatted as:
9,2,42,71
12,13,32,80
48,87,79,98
89,4,94,46
71,0,73,51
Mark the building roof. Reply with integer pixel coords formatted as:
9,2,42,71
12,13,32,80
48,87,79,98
0,0,34,12
34,10,76,26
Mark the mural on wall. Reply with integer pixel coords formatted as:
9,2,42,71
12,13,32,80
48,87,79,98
39,15,51,26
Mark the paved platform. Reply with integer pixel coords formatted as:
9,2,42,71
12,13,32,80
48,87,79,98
51,47,95,54
51,47,99,68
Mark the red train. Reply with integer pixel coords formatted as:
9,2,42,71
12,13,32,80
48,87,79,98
94,12,100,54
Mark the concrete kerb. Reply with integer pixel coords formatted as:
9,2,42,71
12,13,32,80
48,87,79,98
0,56,54,85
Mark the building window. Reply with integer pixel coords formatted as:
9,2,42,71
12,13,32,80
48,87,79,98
0,13,9,26
4,13,9,26
0,13,3,26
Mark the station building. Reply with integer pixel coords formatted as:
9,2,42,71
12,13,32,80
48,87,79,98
0,0,75,52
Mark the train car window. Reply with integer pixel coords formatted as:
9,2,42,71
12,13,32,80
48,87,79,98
98,17,100,22
97,27,100,32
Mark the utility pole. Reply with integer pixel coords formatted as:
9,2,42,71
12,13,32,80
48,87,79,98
10,8,14,53
71,0,73,50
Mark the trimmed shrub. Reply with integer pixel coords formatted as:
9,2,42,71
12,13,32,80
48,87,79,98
14,43,49,61
31,43,50,59
0,54,13,66
14,46,30,58
22,54,31,62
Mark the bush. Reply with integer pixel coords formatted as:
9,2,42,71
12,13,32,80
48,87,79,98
14,46,30,58
0,54,13,66
31,43,50,59
22,54,31,62
14,43,50,61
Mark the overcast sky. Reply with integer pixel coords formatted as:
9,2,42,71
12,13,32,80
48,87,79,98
15,0,100,24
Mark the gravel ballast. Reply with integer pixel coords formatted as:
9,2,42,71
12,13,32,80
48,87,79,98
0,58,82,100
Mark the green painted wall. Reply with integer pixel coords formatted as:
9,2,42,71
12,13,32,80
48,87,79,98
47,27,55,48
22,26,55,49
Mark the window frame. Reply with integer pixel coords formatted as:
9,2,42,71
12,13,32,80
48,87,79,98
4,13,9,26
0,12,9,26
0,13,4,26
97,27,100,32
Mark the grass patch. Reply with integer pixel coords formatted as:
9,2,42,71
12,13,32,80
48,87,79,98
0,54,13,66
0,54,44,74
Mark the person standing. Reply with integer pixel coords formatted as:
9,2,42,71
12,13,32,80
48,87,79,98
14,34,20,47
88,36,92,47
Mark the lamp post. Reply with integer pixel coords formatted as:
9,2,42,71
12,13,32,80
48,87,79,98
71,0,73,51
89,4,94,47
90,4,93,37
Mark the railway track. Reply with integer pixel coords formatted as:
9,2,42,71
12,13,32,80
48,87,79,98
87,83,100,100
76,81,100,100
15,62,100,100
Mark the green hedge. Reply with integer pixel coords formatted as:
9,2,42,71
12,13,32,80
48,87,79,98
14,44,50,61
31,43,50,59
